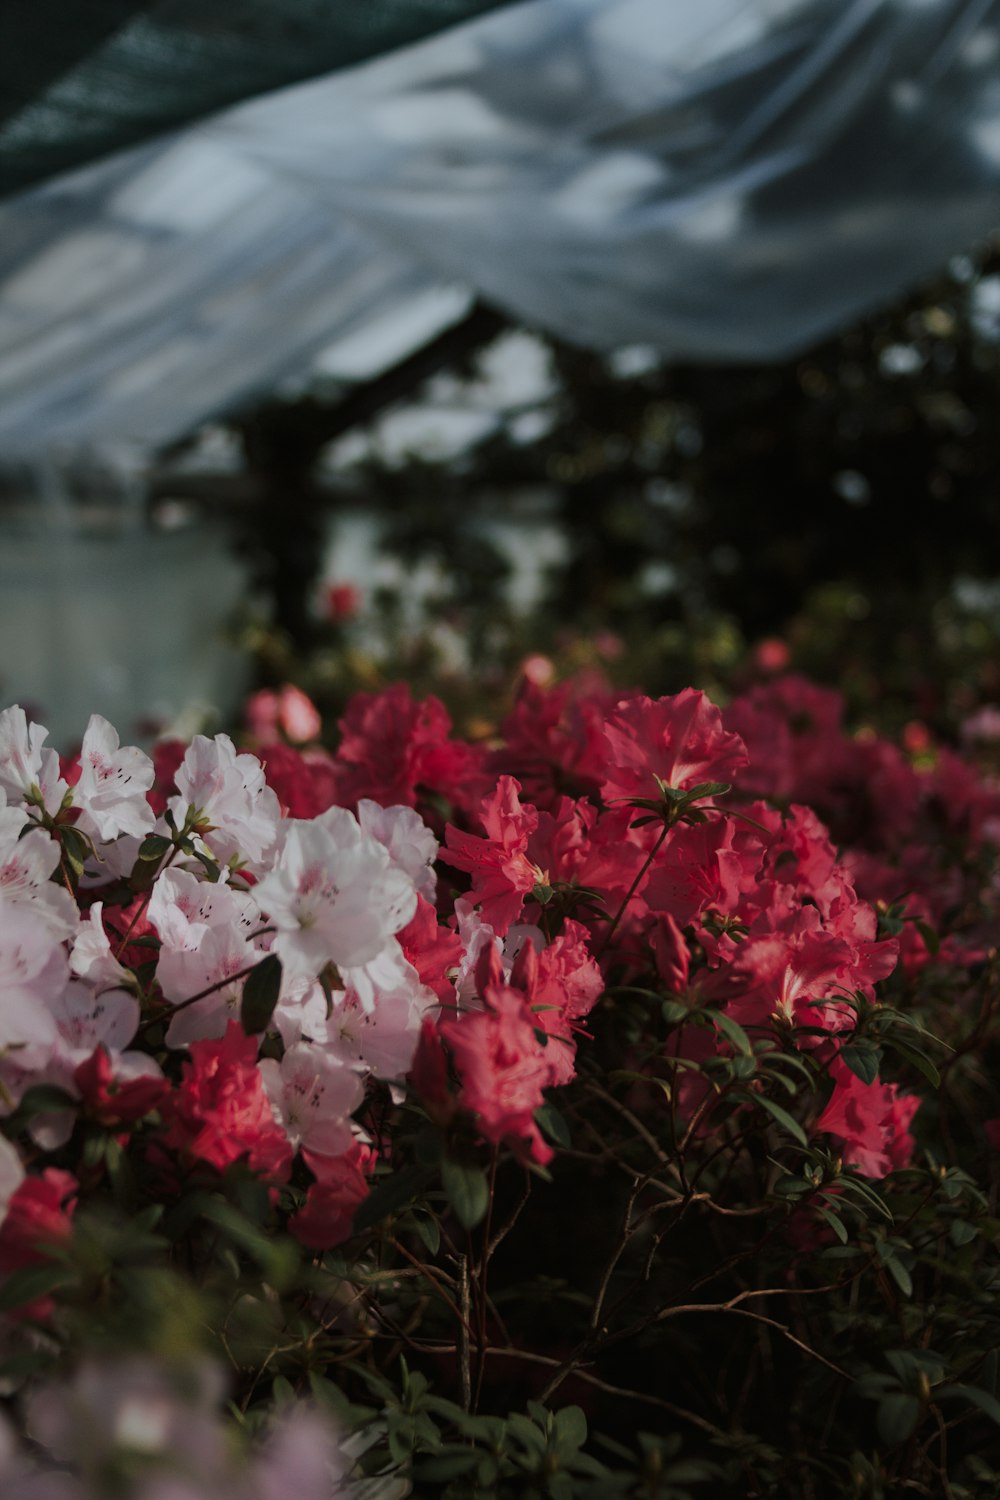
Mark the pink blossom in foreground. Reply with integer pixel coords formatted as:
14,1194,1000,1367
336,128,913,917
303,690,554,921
600,689,748,804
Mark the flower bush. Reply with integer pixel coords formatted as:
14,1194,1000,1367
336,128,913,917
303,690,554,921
0,669,998,1496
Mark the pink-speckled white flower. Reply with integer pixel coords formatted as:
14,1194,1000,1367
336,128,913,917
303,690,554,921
0,704,67,816
357,799,439,902
259,1043,363,1157
73,715,155,841
255,812,416,986
169,733,280,867
0,894,66,1049
70,903,135,995
0,813,76,942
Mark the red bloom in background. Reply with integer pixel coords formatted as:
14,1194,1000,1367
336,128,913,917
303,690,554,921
260,743,338,819
0,1169,77,1320
146,738,187,817
492,676,615,808
600,689,748,806
160,1022,292,1182
332,682,487,815
440,986,554,1164
816,1057,919,1178
289,1142,374,1249
74,1046,168,1128
443,777,541,936
398,895,463,1006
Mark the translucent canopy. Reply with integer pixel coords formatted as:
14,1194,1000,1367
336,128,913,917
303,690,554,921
1,0,999,451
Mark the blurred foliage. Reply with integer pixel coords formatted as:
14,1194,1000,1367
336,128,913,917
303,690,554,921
232,237,1000,739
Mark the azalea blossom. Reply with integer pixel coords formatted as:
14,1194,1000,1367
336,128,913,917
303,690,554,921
72,714,155,841
258,1043,363,1157
169,733,281,866
254,812,416,987
0,705,68,816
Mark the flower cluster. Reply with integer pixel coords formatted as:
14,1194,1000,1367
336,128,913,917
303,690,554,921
0,668,997,1496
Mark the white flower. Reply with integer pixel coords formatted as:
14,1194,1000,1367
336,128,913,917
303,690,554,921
322,969,433,1080
357,800,439,902
259,1043,363,1156
49,980,140,1055
148,867,258,951
70,903,136,994
0,816,77,942
0,705,67,815
73,715,155,841
0,893,66,1049
0,1137,23,1234
255,814,417,986
168,733,280,866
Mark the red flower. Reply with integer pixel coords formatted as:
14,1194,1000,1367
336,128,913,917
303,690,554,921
398,896,463,1006
440,986,553,1164
74,1047,168,1128
600,689,748,806
289,1142,374,1249
443,777,541,936
816,1057,919,1178
260,743,339,819
332,683,487,814
0,1170,77,1320
159,1022,292,1182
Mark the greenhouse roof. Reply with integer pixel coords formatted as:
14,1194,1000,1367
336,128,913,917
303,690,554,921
0,0,999,452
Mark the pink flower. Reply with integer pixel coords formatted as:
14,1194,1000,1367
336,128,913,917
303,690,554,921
324,581,360,622
440,985,554,1164
443,777,541,936
600,689,748,806
74,1046,168,1127
288,1142,373,1249
159,1022,292,1182
332,683,487,814
260,744,338,819
246,685,322,747
0,1169,77,1320
816,1057,919,1178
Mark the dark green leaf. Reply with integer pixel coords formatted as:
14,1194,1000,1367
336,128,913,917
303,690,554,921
0,1263,76,1314
709,1009,752,1056
840,1043,881,1086
883,1036,940,1089
743,1092,808,1147
535,1101,572,1148
353,1164,433,1233
936,1385,1000,1426
877,1393,920,1446
137,834,172,862
240,954,282,1035
441,1158,489,1230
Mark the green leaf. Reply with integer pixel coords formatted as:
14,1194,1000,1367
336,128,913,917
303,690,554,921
0,1263,76,1314
936,1385,1000,1426
743,1092,808,1147
240,954,282,1035
137,833,172,862
412,1210,441,1257
877,1393,920,1446
441,1158,489,1230
13,1084,78,1117
709,1009,752,1057
816,1206,849,1244
840,1043,881,1086
885,1256,913,1298
949,1219,978,1247
883,1036,940,1089
353,1164,433,1233
535,1101,572,1149
553,1405,587,1452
